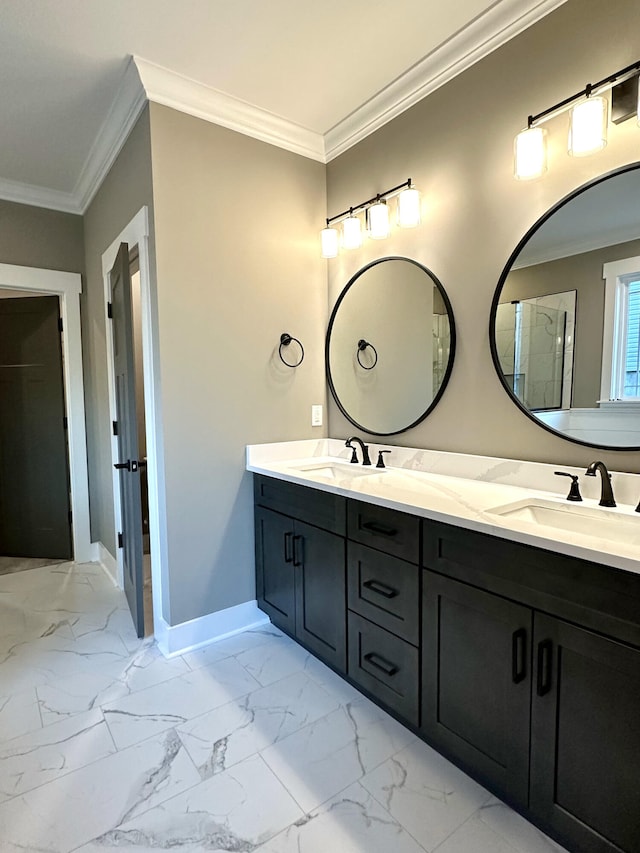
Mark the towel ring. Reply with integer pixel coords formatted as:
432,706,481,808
357,339,378,369
279,333,304,368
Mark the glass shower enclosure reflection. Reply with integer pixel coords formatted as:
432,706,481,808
495,292,576,411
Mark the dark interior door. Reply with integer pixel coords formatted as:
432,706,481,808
0,295,72,559
110,243,144,637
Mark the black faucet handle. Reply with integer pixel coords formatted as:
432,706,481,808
345,439,359,464
376,450,391,469
554,471,583,502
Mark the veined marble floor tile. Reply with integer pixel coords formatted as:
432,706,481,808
0,628,131,694
76,753,303,852
476,799,569,853
235,634,314,686
0,727,200,852
256,781,427,853
261,698,415,813
0,688,42,743
178,669,340,779
434,811,522,853
0,708,115,802
181,622,285,671
302,653,368,706
361,739,493,852
37,641,189,725
103,656,260,750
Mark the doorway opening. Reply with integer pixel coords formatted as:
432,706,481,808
0,290,72,574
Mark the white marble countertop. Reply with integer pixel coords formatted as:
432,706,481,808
247,439,640,577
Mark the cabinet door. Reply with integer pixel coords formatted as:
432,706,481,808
531,614,640,853
422,571,532,808
294,520,346,672
255,507,295,634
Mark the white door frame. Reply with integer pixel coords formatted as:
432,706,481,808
101,206,167,637
0,264,92,562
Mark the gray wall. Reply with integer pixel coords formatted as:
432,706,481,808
504,238,640,408
0,200,83,273
82,107,155,553
325,0,640,474
148,104,327,625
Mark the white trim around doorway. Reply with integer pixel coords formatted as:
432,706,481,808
0,264,92,563
101,206,168,643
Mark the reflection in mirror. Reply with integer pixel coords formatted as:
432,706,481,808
491,162,640,449
327,257,455,436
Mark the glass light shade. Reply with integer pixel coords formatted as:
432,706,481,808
367,201,390,239
397,186,421,227
514,127,547,180
320,227,338,258
568,97,608,157
342,214,362,249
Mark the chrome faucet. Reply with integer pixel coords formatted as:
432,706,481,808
345,436,371,465
585,460,616,507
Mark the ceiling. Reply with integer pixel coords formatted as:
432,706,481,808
0,0,565,214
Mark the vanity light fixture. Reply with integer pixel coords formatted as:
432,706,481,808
320,179,420,256
514,59,640,179
367,198,390,239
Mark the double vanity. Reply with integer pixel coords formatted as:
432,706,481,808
248,439,640,853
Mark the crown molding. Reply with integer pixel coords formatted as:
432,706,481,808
325,0,568,161
75,58,147,213
134,56,326,163
0,175,80,214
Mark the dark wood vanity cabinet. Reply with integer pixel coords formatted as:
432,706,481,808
421,519,640,853
254,476,346,671
254,474,640,853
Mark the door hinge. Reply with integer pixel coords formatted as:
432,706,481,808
63,416,68,430
107,302,113,319
112,420,119,436
118,532,124,549
58,317,63,333
68,510,73,526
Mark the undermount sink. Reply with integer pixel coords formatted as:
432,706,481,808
289,461,381,481
487,498,640,544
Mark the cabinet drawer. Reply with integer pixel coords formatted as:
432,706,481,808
348,543,419,645
348,500,419,563
254,474,346,535
348,611,419,726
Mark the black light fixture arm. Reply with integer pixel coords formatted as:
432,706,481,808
527,59,640,128
325,179,412,227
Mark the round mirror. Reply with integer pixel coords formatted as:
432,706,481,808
326,257,456,435
490,162,640,449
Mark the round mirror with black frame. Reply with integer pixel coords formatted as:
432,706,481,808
326,256,456,436
490,162,640,450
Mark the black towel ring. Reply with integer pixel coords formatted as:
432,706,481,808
279,333,304,368
357,339,378,369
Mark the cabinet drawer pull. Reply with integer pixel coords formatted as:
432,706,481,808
536,639,553,696
512,628,527,684
363,651,399,677
361,520,398,538
293,535,304,567
283,532,294,564
362,579,398,599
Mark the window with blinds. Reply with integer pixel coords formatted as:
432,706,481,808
624,279,640,397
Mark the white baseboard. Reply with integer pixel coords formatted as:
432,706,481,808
92,541,119,587
155,600,270,658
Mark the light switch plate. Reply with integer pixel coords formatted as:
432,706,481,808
311,404,323,427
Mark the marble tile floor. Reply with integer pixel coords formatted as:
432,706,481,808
0,560,570,853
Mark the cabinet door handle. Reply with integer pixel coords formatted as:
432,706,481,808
293,535,304,567
364,652,399,677
283,532,293,564
362,579,398,599
536,639,553,696
512,628,527,684
361,520,398,538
